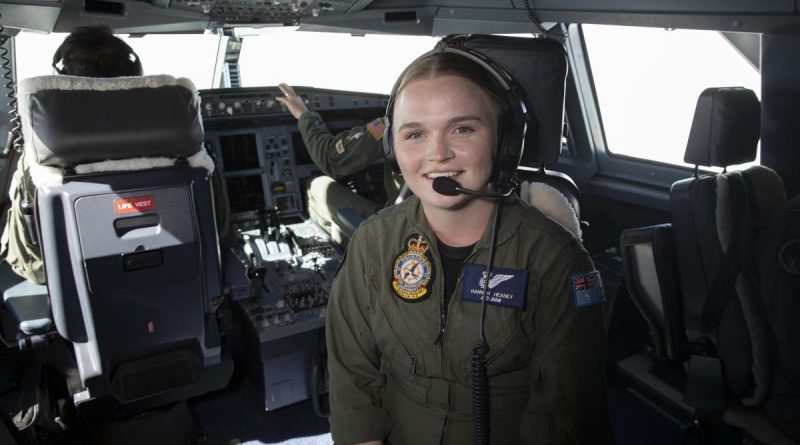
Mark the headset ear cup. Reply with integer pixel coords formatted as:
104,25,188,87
492,114,512,186
131,54,143,76
52,42,66,75
493,109,525,190
383,121,399,172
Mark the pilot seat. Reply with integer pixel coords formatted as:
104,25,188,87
5,74,233,440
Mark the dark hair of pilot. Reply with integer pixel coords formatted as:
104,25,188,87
392,51,508,118
52,24,143,77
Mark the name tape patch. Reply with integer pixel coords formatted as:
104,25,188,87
571,270,605,308
114,196,155,214
461,263,528,310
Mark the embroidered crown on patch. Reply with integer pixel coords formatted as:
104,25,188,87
408,235,428,252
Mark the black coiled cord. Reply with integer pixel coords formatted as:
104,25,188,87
471,198,504,445
471,341,490,445
0,16,23,157
520,0,547,34
520,0,569,39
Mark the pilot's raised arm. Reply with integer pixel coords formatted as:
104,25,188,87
277,83,385,178
277,83,400,239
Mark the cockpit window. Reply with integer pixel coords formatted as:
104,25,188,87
237,27,440,94
583,25,761,169
15,28,439,95
15,31,223,88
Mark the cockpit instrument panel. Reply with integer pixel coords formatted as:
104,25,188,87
200,86,387,224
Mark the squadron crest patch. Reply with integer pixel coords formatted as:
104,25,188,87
391,234,435,302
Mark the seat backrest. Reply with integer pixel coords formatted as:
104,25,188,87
441,34,582,238
670,87,785,407
620,224,686,363
18,75,231,410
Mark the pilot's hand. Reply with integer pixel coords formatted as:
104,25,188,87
277,83,309,120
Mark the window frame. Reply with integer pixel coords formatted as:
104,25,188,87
557,24,736,212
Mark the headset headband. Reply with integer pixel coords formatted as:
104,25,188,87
52,34,142,77
383,45,528,191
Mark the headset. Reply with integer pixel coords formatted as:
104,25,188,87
52,32,142,77
382,45,528,192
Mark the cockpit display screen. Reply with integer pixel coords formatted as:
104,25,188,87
220,133,260,172
226,175,265,214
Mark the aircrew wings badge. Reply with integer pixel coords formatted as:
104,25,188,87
391,234,435,303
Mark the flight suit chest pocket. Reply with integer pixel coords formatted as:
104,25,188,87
456,264,534,376
372,281,440,373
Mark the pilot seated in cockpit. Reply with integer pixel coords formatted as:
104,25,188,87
277,83,403,241
1,24,146,285
0,23,229,285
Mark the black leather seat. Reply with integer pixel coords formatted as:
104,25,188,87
671,87,794,443
622,87,795,444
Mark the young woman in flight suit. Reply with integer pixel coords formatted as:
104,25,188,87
325,47,613,445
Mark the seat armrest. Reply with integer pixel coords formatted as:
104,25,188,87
337,208,365,234
3,281,52,335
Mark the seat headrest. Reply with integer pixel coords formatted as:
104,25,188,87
519,179,581,239
18,75,204,168
684,87,760,168
443,34,568,166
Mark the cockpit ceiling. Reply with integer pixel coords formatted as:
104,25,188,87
1,0,799,35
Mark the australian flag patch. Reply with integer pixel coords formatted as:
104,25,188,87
570,270,605,308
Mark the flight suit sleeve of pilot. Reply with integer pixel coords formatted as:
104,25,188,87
326,230,391,444
520,246,614,445
297,111,385,179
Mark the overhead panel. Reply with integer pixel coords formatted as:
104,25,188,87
300,0,800,35
0,1,62,33
170,0,362,26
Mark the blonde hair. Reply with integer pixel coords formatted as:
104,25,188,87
393,51,507,116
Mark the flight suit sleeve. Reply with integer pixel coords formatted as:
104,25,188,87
297,111,385,179
520,246,614,444
326,231,391,444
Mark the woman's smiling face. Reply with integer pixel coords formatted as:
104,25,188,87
392,74,499,211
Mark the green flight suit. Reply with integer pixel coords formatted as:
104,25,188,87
0,161,45,284
297,111,402,239
326,196,613,445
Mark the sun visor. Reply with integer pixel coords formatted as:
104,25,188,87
446,34,568,166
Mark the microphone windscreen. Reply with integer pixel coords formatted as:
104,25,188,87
432,177,461,196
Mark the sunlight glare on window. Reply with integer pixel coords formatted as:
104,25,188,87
237,27,440,94
15,31,221,89
583,25,760,168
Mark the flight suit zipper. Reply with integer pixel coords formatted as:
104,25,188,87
432,246,481,445
433,248,479,354
433,273,462,349
439,411,449,445
433,251,447,347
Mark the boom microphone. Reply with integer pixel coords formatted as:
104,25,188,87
432,176,515,199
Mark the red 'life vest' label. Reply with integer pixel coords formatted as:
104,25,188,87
114,196,155,214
